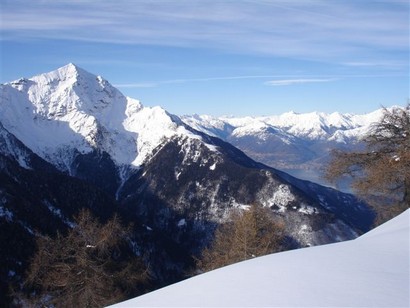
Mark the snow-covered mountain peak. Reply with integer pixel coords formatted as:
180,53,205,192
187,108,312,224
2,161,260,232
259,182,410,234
44,62,82,80
28,63,92,95
25,63,130,119
0,64,202,170
231,120,270,138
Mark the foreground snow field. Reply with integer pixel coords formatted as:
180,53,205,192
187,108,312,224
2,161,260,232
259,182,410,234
112,210,409,307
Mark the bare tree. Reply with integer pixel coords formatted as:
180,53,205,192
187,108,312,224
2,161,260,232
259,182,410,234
19,209,148,307
197,204,285,272
325,105,410,222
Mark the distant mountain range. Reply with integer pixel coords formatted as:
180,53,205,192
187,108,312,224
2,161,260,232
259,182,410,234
182,107,388,186
0,64,375,303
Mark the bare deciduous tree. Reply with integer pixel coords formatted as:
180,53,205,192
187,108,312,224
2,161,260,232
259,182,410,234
197,204,285,272
19,209,148,307
325,105,410,222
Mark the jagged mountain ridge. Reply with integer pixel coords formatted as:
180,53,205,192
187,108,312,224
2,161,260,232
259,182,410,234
182,109,383,142
181,108,387,184
0,64,375,303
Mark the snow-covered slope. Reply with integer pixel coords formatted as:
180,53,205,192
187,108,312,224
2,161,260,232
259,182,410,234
112,209,410,307
0,63,195,170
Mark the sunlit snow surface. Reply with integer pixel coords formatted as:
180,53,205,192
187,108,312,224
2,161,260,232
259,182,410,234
112,210,409,307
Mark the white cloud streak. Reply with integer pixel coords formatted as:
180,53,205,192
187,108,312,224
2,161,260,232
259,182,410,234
264,79,336,86
115,75,282,88
114,72,406,89
3,0,406,64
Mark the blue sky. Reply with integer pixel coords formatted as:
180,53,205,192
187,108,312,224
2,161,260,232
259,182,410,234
1,0,408,116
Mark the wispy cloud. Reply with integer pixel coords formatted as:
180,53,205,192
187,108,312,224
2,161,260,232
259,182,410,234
114,72,408,89
264,79,336,86
1,0,408,64
115,75,286,88
342,60,408,69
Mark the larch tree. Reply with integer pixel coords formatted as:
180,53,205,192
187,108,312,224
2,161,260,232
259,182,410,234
19,209,148,308
197,204,285,272
324,105,410,223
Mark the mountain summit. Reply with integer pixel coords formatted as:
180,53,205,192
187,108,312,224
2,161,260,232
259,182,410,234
1,64,196,169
